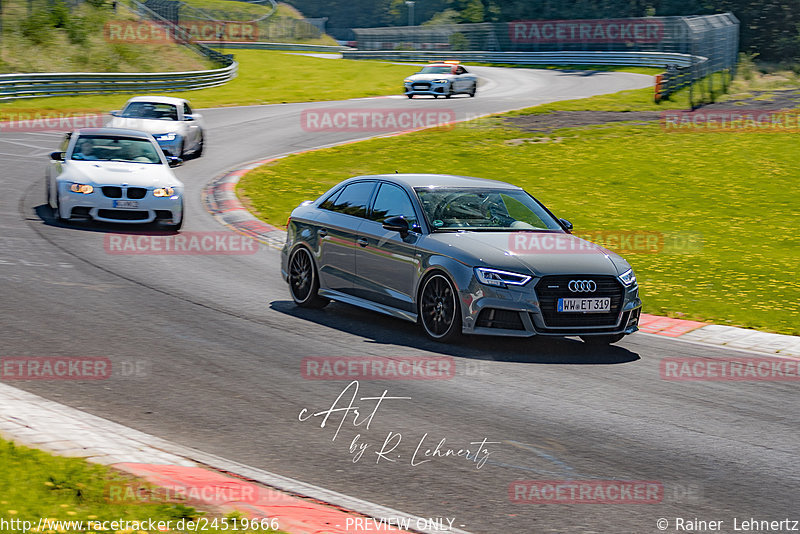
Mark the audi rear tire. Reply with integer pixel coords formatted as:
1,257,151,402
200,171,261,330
288,247,329,309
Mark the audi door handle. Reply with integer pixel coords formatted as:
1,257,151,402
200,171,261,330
357,238,368,247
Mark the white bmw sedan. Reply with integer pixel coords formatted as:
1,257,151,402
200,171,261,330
46,128,185,229
107,96,204,158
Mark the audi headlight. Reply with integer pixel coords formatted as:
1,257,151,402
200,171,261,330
404,78,413,83
156,133,177,141
475,267,531,288
432,79,449,84
153,186,176,197
619,268,637,286
69,183,94,194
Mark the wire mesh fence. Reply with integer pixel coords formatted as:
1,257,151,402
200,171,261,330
353,13,739,106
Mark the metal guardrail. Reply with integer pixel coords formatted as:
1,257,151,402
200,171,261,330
0,63,238,102
342,50,704,68
202,41,346,52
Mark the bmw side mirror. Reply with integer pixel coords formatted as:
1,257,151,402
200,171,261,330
167,156,183,167
50,151,65,161
383,215,409,235
559,218,573,231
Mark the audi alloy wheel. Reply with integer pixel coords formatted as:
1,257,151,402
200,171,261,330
419,273,461,341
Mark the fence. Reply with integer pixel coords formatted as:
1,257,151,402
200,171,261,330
351,13,739,106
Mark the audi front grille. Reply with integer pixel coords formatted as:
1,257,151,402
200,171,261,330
535,275,624,329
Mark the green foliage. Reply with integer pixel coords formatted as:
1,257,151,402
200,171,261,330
449,32,470,50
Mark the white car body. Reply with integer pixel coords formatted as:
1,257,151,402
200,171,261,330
107,96,204,158
403,62,478,98
46,128,185,229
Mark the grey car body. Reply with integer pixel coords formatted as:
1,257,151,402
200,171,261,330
281,174,641,344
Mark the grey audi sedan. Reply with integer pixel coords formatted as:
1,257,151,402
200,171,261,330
281,174,641,345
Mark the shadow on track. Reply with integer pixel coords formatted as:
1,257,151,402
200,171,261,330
34,204,179,235
270,300,640,366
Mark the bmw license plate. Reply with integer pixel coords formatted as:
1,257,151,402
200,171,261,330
558,297,611,313
113,200,138,208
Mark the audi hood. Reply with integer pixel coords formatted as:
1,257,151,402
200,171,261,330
406,73,457,82
422,231,631,277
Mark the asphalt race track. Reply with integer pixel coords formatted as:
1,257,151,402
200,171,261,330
2,66,797,533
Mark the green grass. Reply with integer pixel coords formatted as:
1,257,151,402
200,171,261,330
0,51,413,117
0,438,286,533
238,86,800,335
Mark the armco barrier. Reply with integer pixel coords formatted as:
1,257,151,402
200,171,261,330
341,50,703,68
0,62,238,102
201,41,346,52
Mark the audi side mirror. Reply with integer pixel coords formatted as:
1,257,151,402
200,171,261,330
50,151,65,161
110,110,120,117
383,216,409,235
559,218,573,231
167,156,183,167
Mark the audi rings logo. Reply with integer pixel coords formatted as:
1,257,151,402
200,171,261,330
568,280,597,293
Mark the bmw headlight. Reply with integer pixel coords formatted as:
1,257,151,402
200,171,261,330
153,186,176,197
475,267,531,288
155,133,177,142
619,268,637,286
69,183,94,194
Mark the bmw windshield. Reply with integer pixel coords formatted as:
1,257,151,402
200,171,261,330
414,188,564,232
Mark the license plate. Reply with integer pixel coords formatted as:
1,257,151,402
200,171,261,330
114,200,138,208
557,297,611,313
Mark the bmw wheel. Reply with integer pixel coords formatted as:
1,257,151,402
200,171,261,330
419,272,461,341
469,83,477,97
195,133,204,157
48,181,63,222
580,334,625,346
289,247,329,309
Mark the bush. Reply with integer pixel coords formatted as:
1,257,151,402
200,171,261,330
449,32,470,51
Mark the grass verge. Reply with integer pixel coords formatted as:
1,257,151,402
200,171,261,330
238,85,800,335
0,438,285,533
0,51,413,117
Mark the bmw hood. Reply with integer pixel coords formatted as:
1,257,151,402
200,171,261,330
406,73,454,82
107,117,182,136
426,231,628,277
66,161,180,188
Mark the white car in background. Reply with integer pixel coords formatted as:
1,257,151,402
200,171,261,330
403,61,478,99
108,96,204,158
47,128,185,229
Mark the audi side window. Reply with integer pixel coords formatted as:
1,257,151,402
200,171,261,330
329,182,375,218
184,103,193,116
319,188,343,211
370,183,418,229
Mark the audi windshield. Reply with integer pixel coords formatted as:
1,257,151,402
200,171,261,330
414,188,564,231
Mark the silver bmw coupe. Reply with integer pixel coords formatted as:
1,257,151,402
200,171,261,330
281,174,642,345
